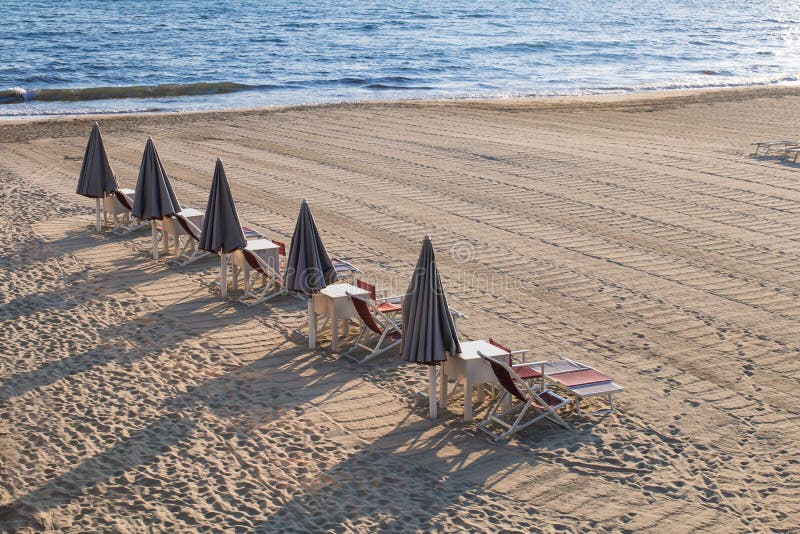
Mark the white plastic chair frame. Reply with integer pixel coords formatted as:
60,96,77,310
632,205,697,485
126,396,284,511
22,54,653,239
477,351,571,442
344,293,403,364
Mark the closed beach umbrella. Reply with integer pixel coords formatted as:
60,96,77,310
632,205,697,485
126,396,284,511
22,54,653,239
131,137,181,259
285,199,337,348
401,235,461,418
76,122,118,232
199,159,246,297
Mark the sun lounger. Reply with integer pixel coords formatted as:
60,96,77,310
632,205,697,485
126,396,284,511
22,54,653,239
781,146,800,163
477,351,571,442
752,140,797,156
242,226,265,240
113,189,151,235
272,239,287,260
266,233,358,283
566,382,624,416
168,212,212,266
513,358,623,416
344,292,402,364
238,247,286,305
331,257,361,284
237,237,306,305
347,280,465,334
354,279,465,318
103,188,145,234
356,279,403,314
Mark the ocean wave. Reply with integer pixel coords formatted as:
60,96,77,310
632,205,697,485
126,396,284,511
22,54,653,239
365,84,434,90
619,73,800,93
0,82,271,105
0,87,27,105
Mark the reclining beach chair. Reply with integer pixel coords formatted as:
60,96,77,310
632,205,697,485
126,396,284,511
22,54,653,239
356,279,403,314
344,293,402,364
168,213,212,266
238,247,287,306
332,257,361,284
752,140,798,156
350,280,466,331
781,146,800,163
242,226,265,240
518,358,623,416
487,338,530,364
103,188,145,234
477,351,571,442
272,239,287,266
272,239,298,278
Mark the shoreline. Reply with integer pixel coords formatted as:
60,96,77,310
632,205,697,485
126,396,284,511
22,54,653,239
2,83,800,132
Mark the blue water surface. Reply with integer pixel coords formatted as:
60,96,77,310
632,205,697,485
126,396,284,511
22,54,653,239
1,0,799,117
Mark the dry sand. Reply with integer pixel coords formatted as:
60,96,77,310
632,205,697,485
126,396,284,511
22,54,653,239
0,87,798,532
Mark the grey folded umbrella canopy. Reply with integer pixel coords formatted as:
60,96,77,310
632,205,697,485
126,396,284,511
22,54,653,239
131,136,181,220
285,199,337,294
199,159,246,254
401,235,461,365
76,122,118,198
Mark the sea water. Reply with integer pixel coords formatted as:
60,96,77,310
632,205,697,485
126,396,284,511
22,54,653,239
1,0,799,118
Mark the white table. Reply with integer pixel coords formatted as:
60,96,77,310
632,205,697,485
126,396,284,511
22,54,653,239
311,283,369,352
443,339,510,421
229,239,280,292
102,188,135,228
160,207,204,255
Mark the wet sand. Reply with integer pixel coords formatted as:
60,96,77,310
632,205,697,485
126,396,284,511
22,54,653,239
1,86,799,532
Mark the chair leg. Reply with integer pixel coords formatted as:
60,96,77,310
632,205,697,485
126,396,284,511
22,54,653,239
543,409,572,430
506,409,551,440
497,400,538,442
360,334,401,364
239,274,284,306
344,327,369,359
169,236,193,264
478,391,511,438
344,327,400,364
181,246,211,266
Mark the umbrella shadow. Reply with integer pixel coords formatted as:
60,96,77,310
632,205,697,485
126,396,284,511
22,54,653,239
1,330,600,532
23,224,135,260
0,248,186,327
0,287,289,403
0,343,348,531
253,385,598,532
0,413,199,530
0,226,97,271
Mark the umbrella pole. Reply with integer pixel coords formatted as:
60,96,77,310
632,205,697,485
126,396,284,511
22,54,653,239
308,297,316,349
95,198,102,232
439,362,448,408
220,254,227,297
429,366,438,419
151,221,159,259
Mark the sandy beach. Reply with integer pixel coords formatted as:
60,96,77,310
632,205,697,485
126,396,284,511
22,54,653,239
1,87,799,532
